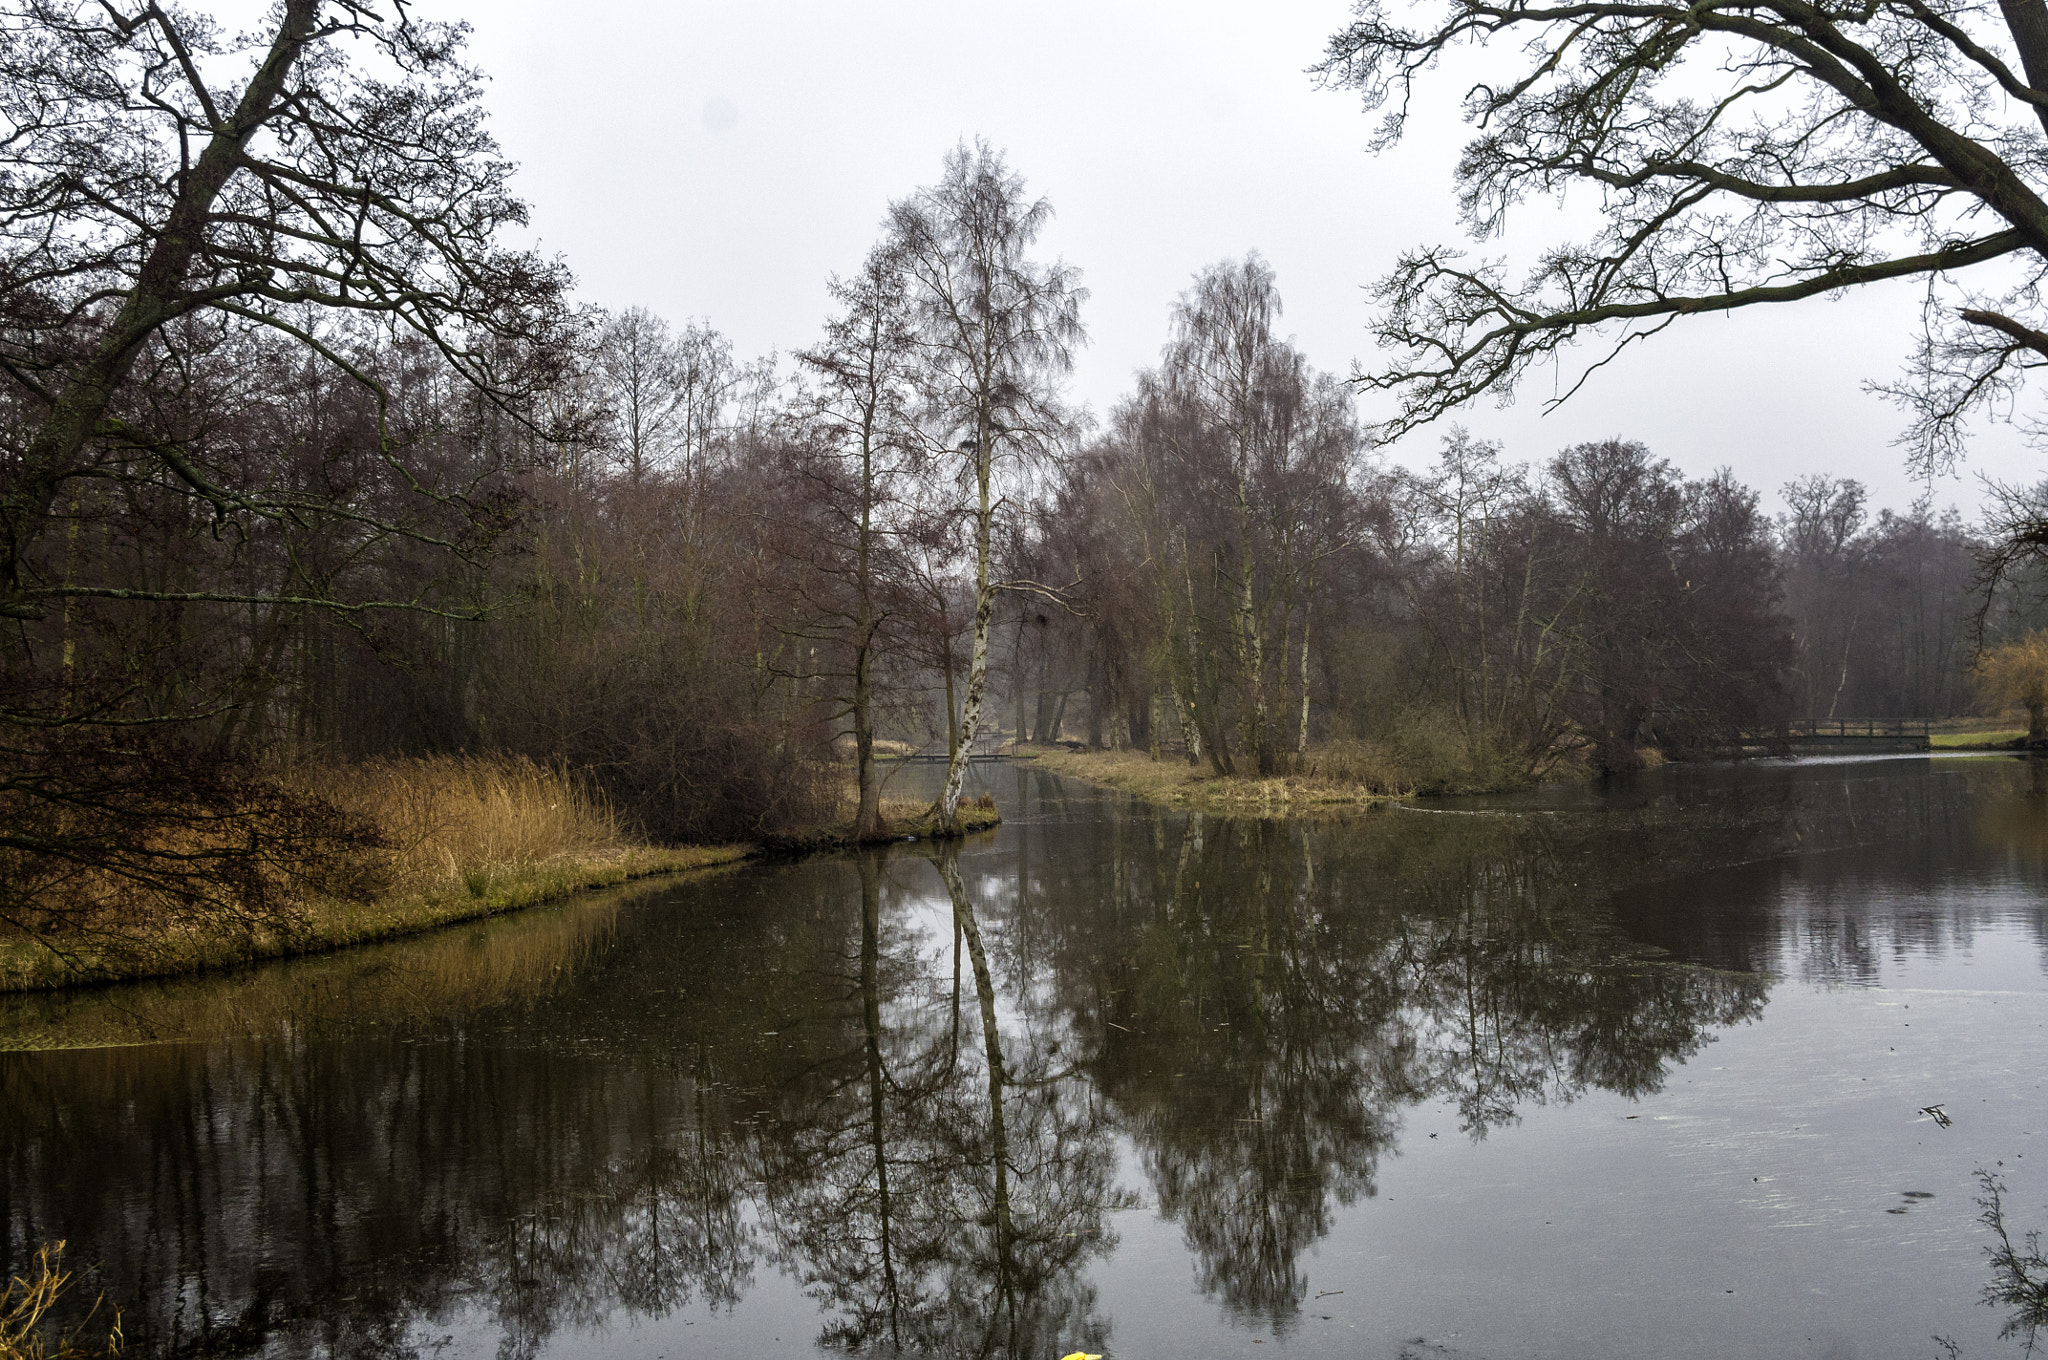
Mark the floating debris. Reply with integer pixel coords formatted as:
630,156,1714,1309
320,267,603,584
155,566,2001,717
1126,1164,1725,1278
1920,1104,1953,1128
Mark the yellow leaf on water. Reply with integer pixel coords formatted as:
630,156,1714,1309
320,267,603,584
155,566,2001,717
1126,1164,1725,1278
1059,1354,1103,1360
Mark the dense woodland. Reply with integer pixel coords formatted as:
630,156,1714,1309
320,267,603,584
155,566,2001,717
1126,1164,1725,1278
3,4,2045,952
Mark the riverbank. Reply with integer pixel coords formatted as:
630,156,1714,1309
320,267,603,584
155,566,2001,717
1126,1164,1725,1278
0,843,752,995
1024,747,1421,812
1931,729,2029,749
0,757,1002,996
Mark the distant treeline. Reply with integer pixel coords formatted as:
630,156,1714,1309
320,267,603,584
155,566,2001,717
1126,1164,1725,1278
253,268,2031,802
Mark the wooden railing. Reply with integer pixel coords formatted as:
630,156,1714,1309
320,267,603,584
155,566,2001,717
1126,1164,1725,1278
1736,719,1933,748
1779,718,1932,739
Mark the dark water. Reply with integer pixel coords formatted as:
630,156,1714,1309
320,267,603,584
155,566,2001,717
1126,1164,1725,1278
4,755,2047,1360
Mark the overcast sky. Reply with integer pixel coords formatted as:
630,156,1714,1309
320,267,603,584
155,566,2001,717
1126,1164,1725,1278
433,0,2039,520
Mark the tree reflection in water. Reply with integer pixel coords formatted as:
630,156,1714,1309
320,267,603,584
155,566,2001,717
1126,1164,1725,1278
993,806,1769,1329
755,848,1128,1359
10,766,1906,1356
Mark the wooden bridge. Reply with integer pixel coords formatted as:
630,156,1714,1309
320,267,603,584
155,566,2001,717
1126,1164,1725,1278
876,732,1023,763
1746,719,1932,754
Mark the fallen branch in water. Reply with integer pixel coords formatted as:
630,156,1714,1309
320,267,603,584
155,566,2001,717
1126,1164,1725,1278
1977,1169,2048,1354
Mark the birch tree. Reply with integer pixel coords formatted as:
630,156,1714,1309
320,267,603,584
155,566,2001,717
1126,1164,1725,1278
1107,259,1368,774
889,142,1084,830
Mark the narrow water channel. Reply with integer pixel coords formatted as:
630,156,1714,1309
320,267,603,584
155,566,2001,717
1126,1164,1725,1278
4,755,2045,1359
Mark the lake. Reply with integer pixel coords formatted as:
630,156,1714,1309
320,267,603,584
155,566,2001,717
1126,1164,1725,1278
4,754,2045,1359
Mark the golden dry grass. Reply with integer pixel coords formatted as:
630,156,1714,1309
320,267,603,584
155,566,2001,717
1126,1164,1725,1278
0,755,747,993
1026,747,1411,814
286,756,744,950
295,754,632,900
0,1241,120,1359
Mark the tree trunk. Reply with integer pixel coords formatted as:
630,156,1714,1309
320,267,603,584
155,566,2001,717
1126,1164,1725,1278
857,852,902,1344
939,848,1011,1285
853,631,882,839
2001,0,2048,135
855,401,884,841
938,430,995,830
942,650,959,762
1207,719,1235,778
1297,609,1313,755
1598,688,1644,773
4,2,318,605
1085,650,1106,749
1237,526,1273,775
1172,682,1203,766
1011,611,1027,752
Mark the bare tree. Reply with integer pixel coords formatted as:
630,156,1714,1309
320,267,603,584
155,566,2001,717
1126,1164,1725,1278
889,141,1084,830
1098,259,1369,774
1166,258,1290,773
595,308,685,483
0,1,567,956
789,246,922,839
1315,0,2048,478
1,1,568,616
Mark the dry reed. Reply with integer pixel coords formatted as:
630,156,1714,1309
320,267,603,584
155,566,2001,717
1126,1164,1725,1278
0,755,748,992
0,1242,120,1359
293,754,630,899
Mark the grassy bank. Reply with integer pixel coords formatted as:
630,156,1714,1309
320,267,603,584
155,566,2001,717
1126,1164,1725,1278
0,835,753,995
1025,747,1417,813
0,750,749,993
0,873,690,1052
1,784,1006,1033
1932,729,2029,749
22,841,750,988
1,753,1004,996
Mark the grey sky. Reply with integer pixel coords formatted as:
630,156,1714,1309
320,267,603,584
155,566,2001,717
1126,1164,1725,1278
447,0,2035,518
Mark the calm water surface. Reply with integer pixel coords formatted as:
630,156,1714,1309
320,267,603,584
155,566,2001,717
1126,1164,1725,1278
4,755,2046,1359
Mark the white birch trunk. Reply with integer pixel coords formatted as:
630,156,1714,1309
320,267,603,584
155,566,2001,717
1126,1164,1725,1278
1297,608,1312,754
940,429,995,829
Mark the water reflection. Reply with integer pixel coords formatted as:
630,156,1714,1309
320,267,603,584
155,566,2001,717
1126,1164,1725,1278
978,805,1768,1328
4,757,2044,1356
757,847,1127,1358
